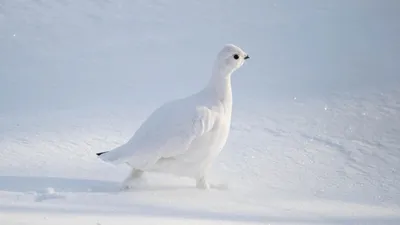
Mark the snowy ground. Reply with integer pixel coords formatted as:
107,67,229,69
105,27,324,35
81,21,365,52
1,87,400,224
1,0,400,224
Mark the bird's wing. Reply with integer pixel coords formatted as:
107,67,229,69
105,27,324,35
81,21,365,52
99,100,218,167
155,104,217,158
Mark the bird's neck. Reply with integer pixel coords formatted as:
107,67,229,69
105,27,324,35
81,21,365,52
206,66,233,104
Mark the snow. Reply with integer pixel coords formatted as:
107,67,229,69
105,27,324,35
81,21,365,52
1,0,400,224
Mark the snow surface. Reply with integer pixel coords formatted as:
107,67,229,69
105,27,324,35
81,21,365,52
1,0,400,224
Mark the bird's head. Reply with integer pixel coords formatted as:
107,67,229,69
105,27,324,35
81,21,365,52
213,44,249,76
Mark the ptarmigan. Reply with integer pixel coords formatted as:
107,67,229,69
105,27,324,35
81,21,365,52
97,44,250,190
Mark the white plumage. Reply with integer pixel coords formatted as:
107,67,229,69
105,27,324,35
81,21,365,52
97,44,250,189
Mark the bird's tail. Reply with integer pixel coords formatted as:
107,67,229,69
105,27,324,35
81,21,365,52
96,151,109,156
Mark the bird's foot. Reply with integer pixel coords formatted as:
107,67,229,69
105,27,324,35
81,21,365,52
196,178,210,190
120,177,148,191
120,169,147,191
196,177,228,190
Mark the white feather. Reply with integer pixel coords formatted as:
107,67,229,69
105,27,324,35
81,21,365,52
98,44,249,185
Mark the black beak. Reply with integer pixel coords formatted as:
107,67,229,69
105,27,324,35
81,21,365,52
244,55,250,60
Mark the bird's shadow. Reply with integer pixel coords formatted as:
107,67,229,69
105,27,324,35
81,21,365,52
0,175,195,194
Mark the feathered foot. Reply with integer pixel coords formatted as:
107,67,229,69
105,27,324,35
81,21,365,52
120,169,146,191
196,177,228,190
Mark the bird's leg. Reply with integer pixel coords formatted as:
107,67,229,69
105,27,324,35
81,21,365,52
196,176,229,190
121,168,145,190
196,176,210,190
130,169,144,179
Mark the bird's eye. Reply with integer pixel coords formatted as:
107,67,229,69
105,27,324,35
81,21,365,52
233,54,239,60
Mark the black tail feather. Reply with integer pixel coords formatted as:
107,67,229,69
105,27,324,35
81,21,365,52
96,151,109,156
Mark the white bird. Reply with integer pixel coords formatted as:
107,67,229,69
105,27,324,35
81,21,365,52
97,44,250,190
